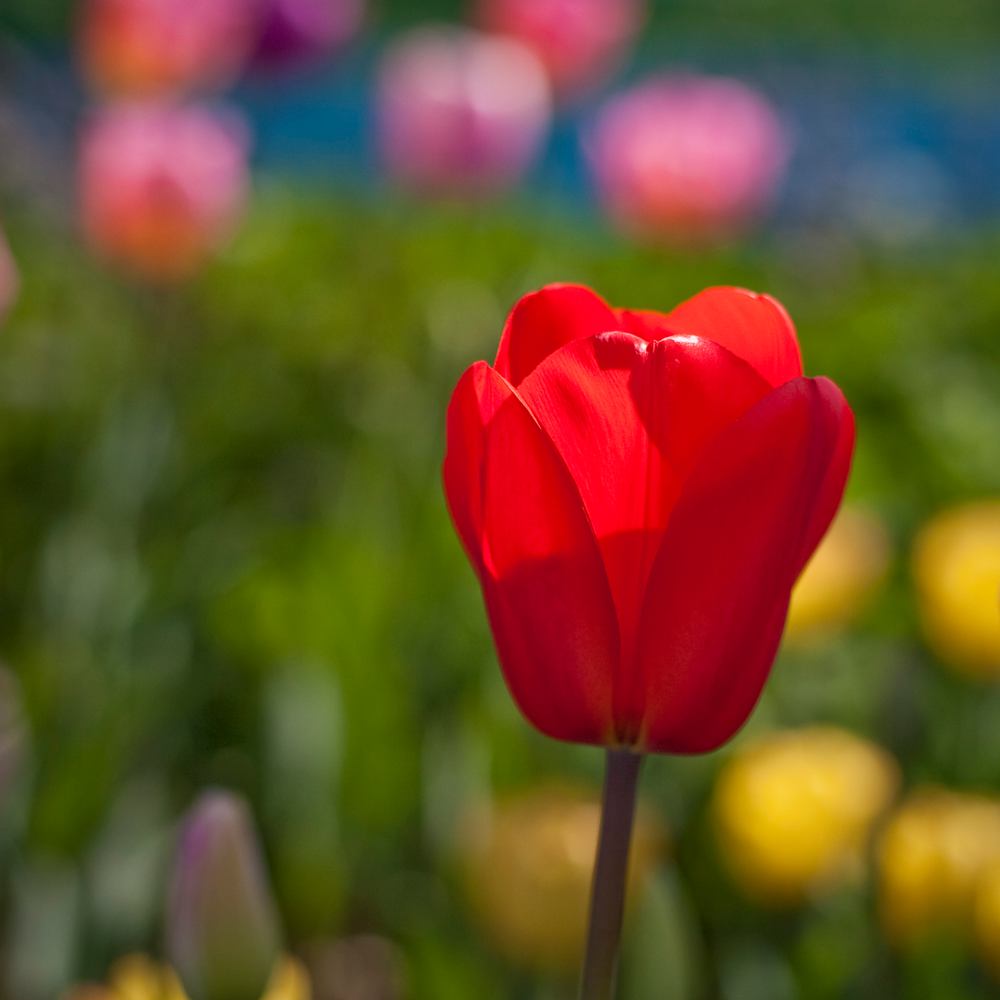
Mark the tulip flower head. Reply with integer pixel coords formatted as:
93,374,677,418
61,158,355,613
913,500,1000,679
458,786,663,970
79,102,250,283
785,505,891,642
713,727,898,905
166,790,281,1000
252,0,365,71
79,0,258,96
588,74,790,244
878,790,1000,946
476,0,644,98
0,227,18,325
444,284,854,753
376,27,552,197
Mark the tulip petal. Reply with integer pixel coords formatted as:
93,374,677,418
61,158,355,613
619,287,803,388
443,361,510,570
444,362,621,744
494,283,620,385
517,331,772,670
634,376,854,753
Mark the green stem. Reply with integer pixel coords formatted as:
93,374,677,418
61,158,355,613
578,749,642,1000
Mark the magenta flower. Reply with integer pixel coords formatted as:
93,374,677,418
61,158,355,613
78,101,250,282
376,26,552,197
477,0,644,98
588,74,791,244
251,0,365,72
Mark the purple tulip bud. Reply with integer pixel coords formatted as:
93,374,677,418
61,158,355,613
166,790,281,1000
252,0,365,72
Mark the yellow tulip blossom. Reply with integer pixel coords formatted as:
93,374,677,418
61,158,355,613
912,500,1000,678
458,785,665,972
713,727,898,906
878,789,1000,945
786,506,891,642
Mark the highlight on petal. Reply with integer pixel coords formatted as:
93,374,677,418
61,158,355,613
493,283,619,385
633,376,854,754
619,287,802,388
477,374,620,744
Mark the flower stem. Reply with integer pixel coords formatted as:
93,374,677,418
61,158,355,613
578,749,642,1000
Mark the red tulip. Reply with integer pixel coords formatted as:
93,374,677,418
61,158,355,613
443,284,854,753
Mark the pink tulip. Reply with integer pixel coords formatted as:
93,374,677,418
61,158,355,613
477,0,644,97
0,227,18,324
79,0,258,96
588,74,791,244
252,0,365,71
79,102,250,282
377,27,552,197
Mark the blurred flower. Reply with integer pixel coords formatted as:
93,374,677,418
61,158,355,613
78,102,250,283
476,0,644,98
587,74,790,245
785,505,891,642
0,226,19,324
251,0,365,72
376,27,551,197
713,727,898,906
64,954,309,1000
79,0,258,96
912,500,1000,679
457,785,664,971
444,283,853,752
878,789,1000,945
166,790,282,1000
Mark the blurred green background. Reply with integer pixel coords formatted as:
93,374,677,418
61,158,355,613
2,2,1000,999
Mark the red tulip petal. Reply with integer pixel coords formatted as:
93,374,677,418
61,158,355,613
516,331,772,670
443,360,510,571
634,376,854,754
477,374,621,744
618,287,803,388
494,283,620,385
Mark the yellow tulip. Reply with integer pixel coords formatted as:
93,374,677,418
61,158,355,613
912,500,1000,678
458,785,665,972
712,727,898,906
785,506,891,642
878,790,1000,945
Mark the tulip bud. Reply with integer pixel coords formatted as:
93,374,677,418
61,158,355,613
477,0,644,98
713,727,898,906
78,0,258,97
912,500,1000,679
251,0,365,73
166,790,281,1000
78,101,250,283
588,74,790,245
0,226,18,325
878,790,1000,946
785,506,891,643
457,786,664,971
376,27,552,197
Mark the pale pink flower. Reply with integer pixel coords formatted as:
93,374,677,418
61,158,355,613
252,0,365,71
477,0,644,97
79,0,258,96
377,27,552,197
79,102,250,282
588,74,791,244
